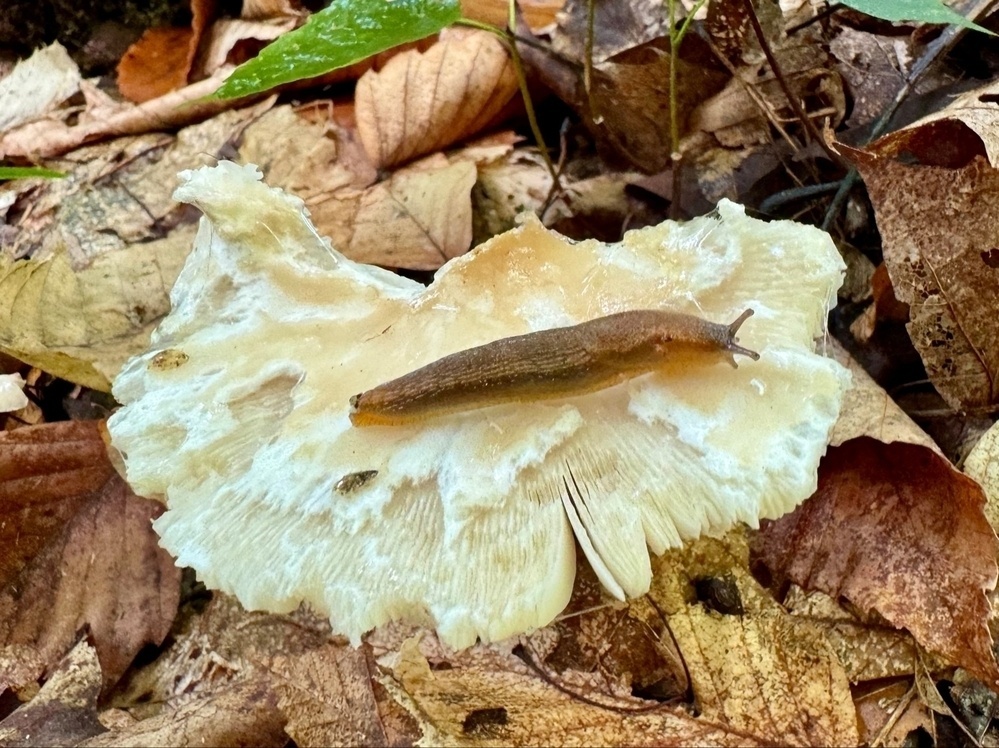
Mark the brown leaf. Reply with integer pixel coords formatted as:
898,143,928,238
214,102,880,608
111,593,331,707
841,122,999,414
312,154,477,270
0,421,180,692
116,27,194,103
0,638,106,747
356,29,517,169
270,643,419,747
81,676,287,748
116,0,218,103
754,437,999,685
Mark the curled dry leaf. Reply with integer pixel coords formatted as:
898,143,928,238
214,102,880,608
108,162,848,649
0,639,106,747
0,420,181,692
355,29,518,169
754,437,999,686
839,83,999,413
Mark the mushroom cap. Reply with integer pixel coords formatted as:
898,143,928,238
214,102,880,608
108,162,849,647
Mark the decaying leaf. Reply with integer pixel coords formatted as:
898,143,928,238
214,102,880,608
754,437,999,685
0,107,273,390
841,83,999,414
381,636,767,747
107,161,848,650
0,638,106,747
81,676,287,748
270,643,419,747
649,534,859,746
356,29,517,169
0,420,180,692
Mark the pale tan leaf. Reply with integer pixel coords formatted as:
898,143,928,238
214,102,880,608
312,154,476,270
649,535,859,746
356,30,517,169
828,340,941,453
384,637,767,747
0,42,81,133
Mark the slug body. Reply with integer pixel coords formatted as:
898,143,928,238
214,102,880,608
349,309,760,427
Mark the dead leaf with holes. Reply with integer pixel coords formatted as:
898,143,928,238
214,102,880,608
649,533,859,746
753,437,999,686
0,420,180,694
356,28,518,169
840,79,999,414
374,634,768,747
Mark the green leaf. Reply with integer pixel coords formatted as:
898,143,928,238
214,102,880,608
840,0,996,35
0,166,65,180
214,0,463,100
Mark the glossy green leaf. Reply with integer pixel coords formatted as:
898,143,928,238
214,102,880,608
214,0,463,100
840,0,995,35
0,166,65,180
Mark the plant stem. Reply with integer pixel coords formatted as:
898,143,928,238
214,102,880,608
455,17,561,188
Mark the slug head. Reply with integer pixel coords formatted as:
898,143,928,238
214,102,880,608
723,308,761,368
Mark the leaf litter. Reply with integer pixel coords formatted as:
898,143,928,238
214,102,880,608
3,0,999,745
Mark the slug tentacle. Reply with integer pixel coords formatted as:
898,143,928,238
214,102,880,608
349,308,760,427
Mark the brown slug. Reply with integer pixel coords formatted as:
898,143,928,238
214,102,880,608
349,308,760,427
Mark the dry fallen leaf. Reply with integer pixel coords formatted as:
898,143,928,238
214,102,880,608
828,340,941,453
314,154,477,270
82,676,288,748
380,635,767,747
269,643,419,747
0,420,180,692
840,84,999,414
0,638,106,747
0,42,81,134
356,29,518,169
0,106,275,390
754,437,999,685
649,534,859,746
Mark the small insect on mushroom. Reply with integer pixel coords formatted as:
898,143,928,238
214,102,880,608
349,308,760,427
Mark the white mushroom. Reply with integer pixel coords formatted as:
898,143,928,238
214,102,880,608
108,162,849,647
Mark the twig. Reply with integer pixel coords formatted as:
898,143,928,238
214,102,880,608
739,0,845,166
